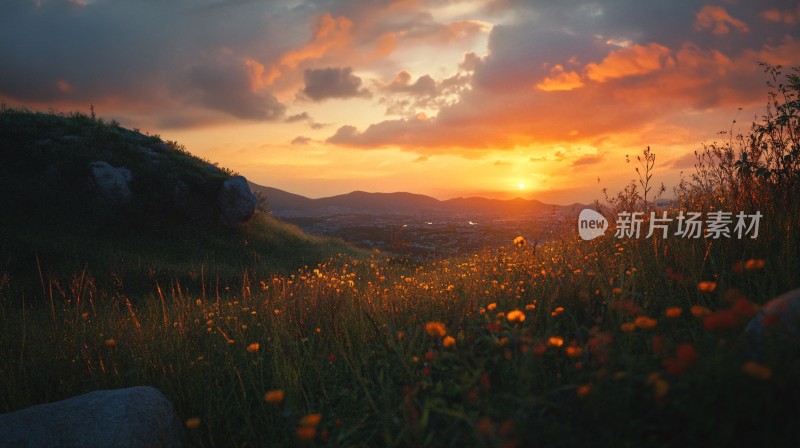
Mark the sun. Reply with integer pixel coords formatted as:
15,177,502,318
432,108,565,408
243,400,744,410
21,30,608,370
518,183,525,189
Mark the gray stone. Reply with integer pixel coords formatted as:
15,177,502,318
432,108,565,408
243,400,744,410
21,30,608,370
150,142,171,153
216,175,257,227
89,161,133,204
743,288,800,358
0,386,185,448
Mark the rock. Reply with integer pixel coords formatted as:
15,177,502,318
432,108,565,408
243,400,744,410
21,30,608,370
150,142,171,153
88,161,133,205
0,386,185,448
216,175,257,227
743,288,800,358
134,145,162,160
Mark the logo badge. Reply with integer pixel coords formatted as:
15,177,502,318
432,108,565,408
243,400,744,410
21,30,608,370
578,209,608,240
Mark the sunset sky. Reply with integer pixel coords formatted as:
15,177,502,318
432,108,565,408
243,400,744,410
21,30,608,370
2,0,798,204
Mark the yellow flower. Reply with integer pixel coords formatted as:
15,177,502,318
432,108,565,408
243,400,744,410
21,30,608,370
246,343,260,353
185,417,201,429
664,307,682,318
507,309,526,323
264,389,285,405
425,321,447,338
443,335,457,349
742,361,772,380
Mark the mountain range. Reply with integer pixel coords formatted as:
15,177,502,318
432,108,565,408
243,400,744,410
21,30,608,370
249,183,588,219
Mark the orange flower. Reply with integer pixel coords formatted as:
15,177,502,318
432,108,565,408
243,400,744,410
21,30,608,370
525,304,536,311
612,287,623,295
443,335,457,349
425,321,446,338
619,322,636,332
532,343,547,357
547,336,564,348
703,309,740,331
246,342,260,353
744,259,765,271
565,346,584,358
742,361,772,380
104,338,117,347
576,384,591,397
296,426,316,442
264,389,285,405
487,303,497,311
185,417,201,429
698,281,717,293
690,305,711,318
507,309,526,323
299,413,322,427
634,316,657,330
664,307,682,318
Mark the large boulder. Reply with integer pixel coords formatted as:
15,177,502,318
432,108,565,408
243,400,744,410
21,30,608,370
88,161,132,205
743,288,800,359
216,175,256,227
0,386,185,448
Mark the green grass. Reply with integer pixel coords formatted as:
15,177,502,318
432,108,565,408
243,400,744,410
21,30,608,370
1,66,799,447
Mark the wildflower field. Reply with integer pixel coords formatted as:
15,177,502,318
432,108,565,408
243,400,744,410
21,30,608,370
1,66,799,447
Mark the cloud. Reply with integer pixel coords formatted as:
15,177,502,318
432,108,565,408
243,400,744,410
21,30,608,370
291,136,312,145
277,13,353,70
760,5,800,25
301,66,371,101
384,71,439,97
286,112,311,123
572,153,605,167
181,49,285,120
695,5,750,35
536,65,584,91
585,43,673,82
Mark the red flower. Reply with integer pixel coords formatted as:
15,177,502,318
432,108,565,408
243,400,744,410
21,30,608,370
663,343,698,376
703,309,740,331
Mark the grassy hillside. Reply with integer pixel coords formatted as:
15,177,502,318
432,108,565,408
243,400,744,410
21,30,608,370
0,104,361,298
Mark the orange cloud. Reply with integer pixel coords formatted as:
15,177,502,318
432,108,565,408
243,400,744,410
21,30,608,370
373,32,398,57
585,43,673,82
694,5,749,35
536,64,584,91
281,13,353,69
265,13,354,86
760,5,800,25
55,79,74,94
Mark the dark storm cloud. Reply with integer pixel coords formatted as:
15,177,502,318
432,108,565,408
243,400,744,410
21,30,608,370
301,67,371,101
0,0,294,122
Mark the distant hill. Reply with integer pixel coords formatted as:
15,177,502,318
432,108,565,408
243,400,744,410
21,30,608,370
250,183,587,219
